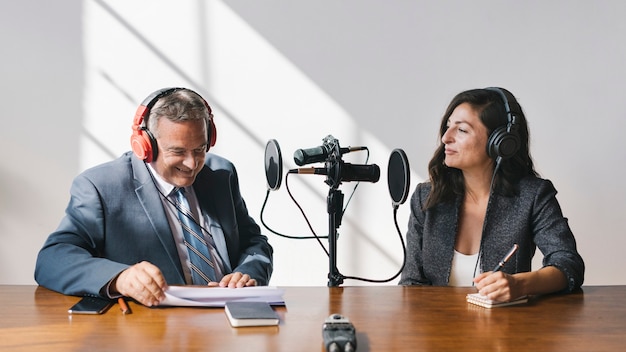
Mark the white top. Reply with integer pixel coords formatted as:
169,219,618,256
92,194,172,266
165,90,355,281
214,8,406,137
448,250,479,287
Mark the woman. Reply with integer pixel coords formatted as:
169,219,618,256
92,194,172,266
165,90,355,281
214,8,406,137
399,87,584,302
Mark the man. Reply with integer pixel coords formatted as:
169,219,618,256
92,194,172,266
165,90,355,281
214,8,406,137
35,87,273,307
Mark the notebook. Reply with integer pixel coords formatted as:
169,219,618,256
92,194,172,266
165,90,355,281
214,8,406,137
224,301,280,327
466,293,528,308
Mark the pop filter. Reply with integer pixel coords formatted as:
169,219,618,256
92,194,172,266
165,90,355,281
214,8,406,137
264,139,283,191
387,148,410,207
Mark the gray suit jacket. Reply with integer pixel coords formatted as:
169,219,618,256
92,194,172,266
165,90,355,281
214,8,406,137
399,176,584,292
35,152,273,297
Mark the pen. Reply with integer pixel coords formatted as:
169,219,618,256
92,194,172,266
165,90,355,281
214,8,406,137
492,244,519,272
118,297,131,315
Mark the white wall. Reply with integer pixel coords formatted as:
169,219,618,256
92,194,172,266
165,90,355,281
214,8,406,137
1,0,625,287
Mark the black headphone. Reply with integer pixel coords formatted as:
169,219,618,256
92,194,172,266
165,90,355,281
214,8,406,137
484,87,520,161
130,87,217,163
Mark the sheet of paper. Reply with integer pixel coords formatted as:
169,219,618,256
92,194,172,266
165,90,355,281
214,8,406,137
160,286,285,307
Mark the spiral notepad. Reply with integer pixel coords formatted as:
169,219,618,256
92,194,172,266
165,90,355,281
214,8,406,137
466,293,528,308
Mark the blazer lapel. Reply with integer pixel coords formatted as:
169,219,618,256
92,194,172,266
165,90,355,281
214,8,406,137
131,157,186,282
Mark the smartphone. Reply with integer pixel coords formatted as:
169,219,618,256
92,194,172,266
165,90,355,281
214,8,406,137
68,296,114,315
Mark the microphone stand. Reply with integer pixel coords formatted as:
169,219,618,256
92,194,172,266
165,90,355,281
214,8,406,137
327,187,344,287
325,157,345,287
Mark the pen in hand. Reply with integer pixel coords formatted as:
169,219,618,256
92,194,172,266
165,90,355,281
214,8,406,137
492,244,519,272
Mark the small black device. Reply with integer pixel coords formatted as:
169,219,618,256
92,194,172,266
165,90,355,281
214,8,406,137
322,314,357,352
68,296,114,315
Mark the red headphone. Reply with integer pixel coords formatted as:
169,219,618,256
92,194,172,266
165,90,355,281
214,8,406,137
130,87,217,162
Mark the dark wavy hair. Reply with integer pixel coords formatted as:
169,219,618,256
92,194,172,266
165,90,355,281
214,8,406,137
424,88,538,209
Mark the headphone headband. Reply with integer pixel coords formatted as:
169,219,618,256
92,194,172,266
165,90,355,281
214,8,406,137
130,87,216,162
484,87,515,130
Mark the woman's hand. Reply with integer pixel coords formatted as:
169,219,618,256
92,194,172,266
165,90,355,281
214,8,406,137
473,266,568,301
473,271,521,302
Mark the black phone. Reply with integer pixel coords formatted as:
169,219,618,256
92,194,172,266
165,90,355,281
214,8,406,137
68,296,114,315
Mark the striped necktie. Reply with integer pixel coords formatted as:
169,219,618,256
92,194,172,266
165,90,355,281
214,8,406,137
172,188,217,284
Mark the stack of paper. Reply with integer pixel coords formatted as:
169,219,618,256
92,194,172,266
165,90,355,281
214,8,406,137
160,286,285,307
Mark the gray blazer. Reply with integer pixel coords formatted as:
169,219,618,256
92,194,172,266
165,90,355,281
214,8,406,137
399,176,584,292
35,152,273,297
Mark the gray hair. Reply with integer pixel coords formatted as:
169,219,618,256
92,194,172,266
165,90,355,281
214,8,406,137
147,88,211,138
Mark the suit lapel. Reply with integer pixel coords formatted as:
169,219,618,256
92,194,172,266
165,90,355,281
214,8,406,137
131,157,186,282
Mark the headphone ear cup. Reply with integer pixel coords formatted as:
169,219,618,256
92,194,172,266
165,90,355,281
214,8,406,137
208,120,217,150
130,105,158,163
487,126,520,160
130,127,158,163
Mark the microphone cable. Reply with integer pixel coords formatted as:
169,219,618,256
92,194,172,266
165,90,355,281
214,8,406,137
472,156,503,282
259,173,330,255
339,204,407,284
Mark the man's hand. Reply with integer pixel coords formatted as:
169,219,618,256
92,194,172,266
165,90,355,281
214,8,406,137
208,272,257,288
114,261,168,306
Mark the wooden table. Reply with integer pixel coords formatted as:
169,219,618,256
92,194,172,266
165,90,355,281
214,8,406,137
1,285,624,351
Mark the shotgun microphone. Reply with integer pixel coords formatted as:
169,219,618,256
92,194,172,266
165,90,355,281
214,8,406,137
294,146,367,166
289,163,380,183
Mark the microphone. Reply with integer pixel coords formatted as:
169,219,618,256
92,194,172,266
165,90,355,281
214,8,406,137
294,146,367,166
289,163,380,183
